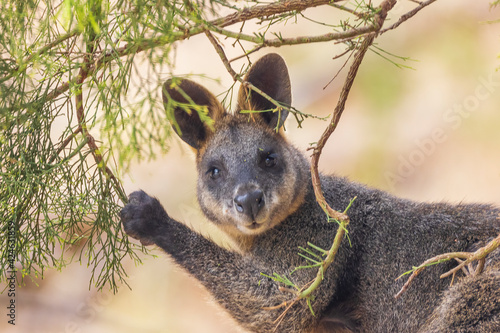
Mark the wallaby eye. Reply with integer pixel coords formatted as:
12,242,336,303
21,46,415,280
208,167,221,180
264,153,277,168
258,149,279,169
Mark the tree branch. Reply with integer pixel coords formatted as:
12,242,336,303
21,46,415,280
298,0,396,314
395,233,500,299
209,0,343,28
309,0,397,222
39,0,363,105
206,23,378,47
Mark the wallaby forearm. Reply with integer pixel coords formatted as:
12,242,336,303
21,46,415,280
122,190,317,332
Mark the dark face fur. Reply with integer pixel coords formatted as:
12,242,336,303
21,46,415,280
196,116,307,236
162,54,308,238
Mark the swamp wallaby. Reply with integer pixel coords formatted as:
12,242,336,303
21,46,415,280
120,53,500,332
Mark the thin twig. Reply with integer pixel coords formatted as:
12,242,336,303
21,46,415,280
310,0,396,214
454,258,471,276
262,302,290,311
380,0,439,35
205,29,328,129
230,45,264,63
49,126,83,164
440,234,500,279
205,30,240,79
474,258,486,276
301,0,396,314
323,42,358,90
272,299,301,332
394,252,469,299
332,46,355,61
329,3,369,20
310,31,375,219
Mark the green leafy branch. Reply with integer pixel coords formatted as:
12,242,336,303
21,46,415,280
22,0,438,111
260,197,356,317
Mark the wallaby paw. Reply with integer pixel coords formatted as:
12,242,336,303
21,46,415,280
120,190,169,246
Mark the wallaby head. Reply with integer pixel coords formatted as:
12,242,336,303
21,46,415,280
162,54,309,242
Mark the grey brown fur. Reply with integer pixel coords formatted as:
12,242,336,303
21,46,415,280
120,53,500,332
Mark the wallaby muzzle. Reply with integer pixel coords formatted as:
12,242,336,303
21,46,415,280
233,184,265,222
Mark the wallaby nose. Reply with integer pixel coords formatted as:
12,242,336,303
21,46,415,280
234,189,264,220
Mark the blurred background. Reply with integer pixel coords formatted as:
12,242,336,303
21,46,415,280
2,1,500,332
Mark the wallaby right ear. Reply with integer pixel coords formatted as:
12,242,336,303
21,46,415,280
237,53,291,130
162,79,225,149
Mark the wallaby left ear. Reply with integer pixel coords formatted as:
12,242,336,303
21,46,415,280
237,53,291,130
162,78,225,149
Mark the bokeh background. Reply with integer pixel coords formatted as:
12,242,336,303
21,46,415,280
2,1,500,332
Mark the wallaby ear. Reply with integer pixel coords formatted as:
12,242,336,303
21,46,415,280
237,53,291,130
162,79,225,149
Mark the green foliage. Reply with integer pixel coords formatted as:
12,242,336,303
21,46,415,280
0,0,196,291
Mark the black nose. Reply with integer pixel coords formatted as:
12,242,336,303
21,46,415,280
234,189,264,220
